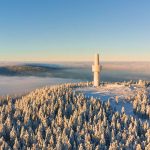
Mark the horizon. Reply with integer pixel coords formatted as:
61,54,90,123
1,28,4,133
0,60,150,63
0,59,150,63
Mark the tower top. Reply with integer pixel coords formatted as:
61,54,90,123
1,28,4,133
94,53,99,65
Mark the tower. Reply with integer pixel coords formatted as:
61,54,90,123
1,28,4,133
92,54,100,87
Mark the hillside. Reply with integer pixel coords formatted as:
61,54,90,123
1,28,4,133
0,64,64,76
0,82,149,149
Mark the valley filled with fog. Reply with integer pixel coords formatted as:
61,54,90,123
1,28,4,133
0,76,77,96
0,61,150,96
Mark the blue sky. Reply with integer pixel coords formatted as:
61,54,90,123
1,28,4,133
0,0,150,61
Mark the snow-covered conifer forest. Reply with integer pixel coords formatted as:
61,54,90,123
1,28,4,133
0,82,149,149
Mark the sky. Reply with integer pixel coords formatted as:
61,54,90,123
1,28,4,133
0,0,150,62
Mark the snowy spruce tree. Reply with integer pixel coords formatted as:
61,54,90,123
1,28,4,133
0,82,149,149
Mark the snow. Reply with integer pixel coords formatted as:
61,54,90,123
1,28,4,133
75,83,149,121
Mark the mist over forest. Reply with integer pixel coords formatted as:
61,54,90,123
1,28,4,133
0,61,150,80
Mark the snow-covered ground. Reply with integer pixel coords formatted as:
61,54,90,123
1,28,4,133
76,83,150,121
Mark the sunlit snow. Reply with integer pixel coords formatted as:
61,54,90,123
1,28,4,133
76,82,150,121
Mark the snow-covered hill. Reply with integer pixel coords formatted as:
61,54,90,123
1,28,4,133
76,81,150,120
0,81,149,149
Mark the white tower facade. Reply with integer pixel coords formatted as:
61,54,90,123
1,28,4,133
92,54,100,87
